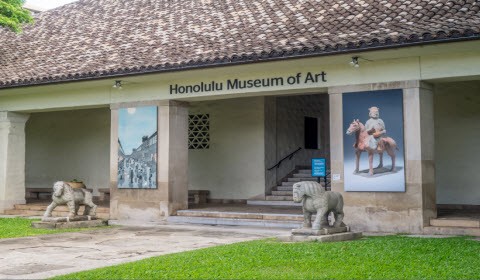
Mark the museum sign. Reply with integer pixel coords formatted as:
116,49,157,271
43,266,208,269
169,71,327,95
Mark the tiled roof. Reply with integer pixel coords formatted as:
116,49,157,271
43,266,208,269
1,0,479,89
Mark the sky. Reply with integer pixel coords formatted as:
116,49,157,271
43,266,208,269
118,107,157,155
25,0,78,10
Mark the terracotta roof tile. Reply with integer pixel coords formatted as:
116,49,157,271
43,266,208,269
0,0,479,89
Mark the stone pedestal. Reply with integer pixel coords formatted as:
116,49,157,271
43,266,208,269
279,226,362,242
41,215,98,223
33,215,106,229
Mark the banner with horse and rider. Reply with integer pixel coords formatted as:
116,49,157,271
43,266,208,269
343,89,405,192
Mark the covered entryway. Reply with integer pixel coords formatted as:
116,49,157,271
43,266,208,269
25,108,111,197
174,93,330,226
4,107,111,218
427,79,480,235
186,93,329,204
187,96,267,204
256,93,330,205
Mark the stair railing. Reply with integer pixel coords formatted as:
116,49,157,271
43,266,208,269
267,147,302,171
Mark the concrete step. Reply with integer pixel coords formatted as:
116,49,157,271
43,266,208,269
292,174,317,179
298,169,330,173
282,180,325,186
247,200,302,207
423,226,480,236
266,195,293,201
6,203,110,219
4,209,110,219
271,191,292,196
13,204,109,213
287,178,319,182
176,210,304,221
430,218,480,228
168,215,302,229
281,181,324,187
275,186,330,192
3,209,40,216
276,186,293,191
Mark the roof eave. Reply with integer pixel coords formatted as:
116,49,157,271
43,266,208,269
1,34,479,90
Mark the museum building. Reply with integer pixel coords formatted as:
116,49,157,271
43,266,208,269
1,0,480,234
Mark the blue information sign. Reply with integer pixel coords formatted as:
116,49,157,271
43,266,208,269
311,158,326,177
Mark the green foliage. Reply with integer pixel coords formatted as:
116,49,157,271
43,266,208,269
0,0,32,32
54,235,480,279
0,217,107,238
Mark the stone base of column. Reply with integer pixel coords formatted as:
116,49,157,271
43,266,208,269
0,199,26,214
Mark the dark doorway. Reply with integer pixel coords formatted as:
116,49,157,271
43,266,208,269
304,116,318,149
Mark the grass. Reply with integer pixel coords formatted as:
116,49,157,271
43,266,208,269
0,217,106,239
53,235,480,279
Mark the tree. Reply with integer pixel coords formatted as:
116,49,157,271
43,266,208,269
0,0,32,32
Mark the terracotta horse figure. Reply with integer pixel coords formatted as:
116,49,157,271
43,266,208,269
346,119,397,176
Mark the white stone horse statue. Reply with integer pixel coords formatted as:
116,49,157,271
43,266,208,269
43,181,97,220
346,119,397,176
292,181,345,230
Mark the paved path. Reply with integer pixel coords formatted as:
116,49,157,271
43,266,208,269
0,222,290,279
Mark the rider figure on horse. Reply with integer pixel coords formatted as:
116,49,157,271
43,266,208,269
365,106,386,152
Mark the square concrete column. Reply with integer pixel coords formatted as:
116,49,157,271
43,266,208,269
264,96,277,195
328,81,435,233
109,101,189,221
0,112,30,213
404,82,436,226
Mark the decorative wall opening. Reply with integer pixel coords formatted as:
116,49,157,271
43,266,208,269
188,114,210,149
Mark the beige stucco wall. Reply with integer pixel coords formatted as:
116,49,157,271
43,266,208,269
25,108,110,195
435,81,480,205
188,97,265,200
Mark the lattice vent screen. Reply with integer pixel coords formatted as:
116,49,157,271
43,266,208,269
188,114,210,149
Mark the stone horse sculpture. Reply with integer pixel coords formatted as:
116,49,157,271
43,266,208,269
43,181,97,220
292,181,345,230
346,119,397,176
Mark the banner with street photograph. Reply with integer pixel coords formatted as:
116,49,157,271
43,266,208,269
118,106,158,189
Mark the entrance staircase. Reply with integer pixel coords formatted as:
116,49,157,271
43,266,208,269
168,168,331,228
4,202,110,220
247,168,330,206
424,211,480,236
168,208,305,229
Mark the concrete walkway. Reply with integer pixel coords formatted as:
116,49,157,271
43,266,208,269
0,222,290,279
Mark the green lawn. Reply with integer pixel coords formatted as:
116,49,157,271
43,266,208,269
53,235,480,280
0,217,106,239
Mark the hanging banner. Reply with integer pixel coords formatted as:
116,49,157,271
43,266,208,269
117,106,158,189
343,89,405,192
